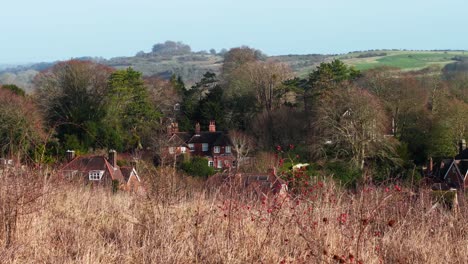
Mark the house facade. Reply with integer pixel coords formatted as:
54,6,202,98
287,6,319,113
166,121,235,169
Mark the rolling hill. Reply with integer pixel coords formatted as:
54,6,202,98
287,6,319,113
1,47,467,93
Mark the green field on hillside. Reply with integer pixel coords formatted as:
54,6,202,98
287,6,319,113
341,51,468,71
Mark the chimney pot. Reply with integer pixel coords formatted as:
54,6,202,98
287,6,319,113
209,120,216,132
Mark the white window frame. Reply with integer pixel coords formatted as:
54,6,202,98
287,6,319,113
181,147,186,153
202,143,209,152
225,146,231,154
217,160,222,168
208,161,214,167
188,143,194,151
214,146,220,153
89,170,104,181
169,147,175,154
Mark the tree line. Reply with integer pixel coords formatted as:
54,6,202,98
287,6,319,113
2,46,468,183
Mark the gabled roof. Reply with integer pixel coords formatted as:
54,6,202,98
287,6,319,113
169,133,191,146
61,156,124,182
188,131,231,146
171,132,192,143
120,167,140,182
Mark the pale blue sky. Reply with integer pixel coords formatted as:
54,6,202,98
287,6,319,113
1,0,467,63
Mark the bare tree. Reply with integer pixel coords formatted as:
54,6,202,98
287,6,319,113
229,130,254,169
0,89,46,163
314,86,398,169
145,77,181,119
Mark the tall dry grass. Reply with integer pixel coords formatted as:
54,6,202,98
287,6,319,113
1,167,467,263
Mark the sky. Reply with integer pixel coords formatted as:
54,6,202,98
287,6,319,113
1,0,467,63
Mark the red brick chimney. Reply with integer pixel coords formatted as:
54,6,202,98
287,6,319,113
209,120,216,132
195,122,201,135
167,122,179,136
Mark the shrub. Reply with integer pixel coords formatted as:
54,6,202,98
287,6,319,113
325,161,361,187
180,156,215,177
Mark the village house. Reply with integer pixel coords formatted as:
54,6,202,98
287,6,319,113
165,121,235,169
60,149,141,191
428,140,468,191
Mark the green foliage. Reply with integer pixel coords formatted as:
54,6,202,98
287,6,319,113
325,161,362,188
178,72,227,130
430,120,457,158
1,84,25,97
35,60,113,152
180,156,215,177
107,67,162,150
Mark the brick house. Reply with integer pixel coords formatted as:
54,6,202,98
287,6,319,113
60,150,141,190
166,121,235,169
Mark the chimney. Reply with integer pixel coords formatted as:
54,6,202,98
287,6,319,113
109,149,117,168
66,150,75,162
459,139,466,154
167,122,180,136
209,120,216,132
195,122,201,135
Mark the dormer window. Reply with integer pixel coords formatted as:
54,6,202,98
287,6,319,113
214,146,220,153
225,146,231,154
89,170,104,181
202,143,209,152
188,144,194,151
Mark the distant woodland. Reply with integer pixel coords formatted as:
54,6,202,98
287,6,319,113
2,42,468,184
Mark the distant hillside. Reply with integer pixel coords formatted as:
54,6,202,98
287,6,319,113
1,42,467,93
339,50,468,71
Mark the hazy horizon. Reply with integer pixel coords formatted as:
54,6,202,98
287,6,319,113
2,0,468,64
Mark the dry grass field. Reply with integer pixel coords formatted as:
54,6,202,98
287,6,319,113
1,167,467,263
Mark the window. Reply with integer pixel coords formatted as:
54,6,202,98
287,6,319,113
208,161,214,167
214,146,220,153
225,146,231,154
202,143,209,152
181,147,186,153
188,144,194,151
217,160,222,168
168,147,175,154
89,170,104,181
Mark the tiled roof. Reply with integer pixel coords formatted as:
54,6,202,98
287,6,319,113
120,167,133,182
61,155,124,182
188,131,229,145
